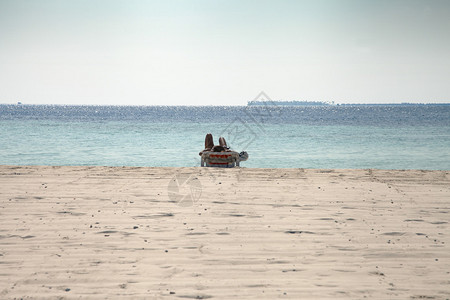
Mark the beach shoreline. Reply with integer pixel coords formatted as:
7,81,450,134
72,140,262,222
1,165,449,299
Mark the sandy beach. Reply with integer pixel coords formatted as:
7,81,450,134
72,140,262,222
0,165,449,299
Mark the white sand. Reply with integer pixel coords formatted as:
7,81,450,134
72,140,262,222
0,165,449,299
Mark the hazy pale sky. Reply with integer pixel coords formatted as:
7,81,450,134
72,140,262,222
1,0,449,105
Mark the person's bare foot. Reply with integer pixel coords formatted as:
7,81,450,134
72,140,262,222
219,137,228,148
205,133,214,149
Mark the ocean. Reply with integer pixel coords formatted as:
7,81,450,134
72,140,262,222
1,104,449,170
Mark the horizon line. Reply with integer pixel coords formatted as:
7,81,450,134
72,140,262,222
2,102,450,107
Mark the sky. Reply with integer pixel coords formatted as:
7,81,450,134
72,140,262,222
1,0,450,106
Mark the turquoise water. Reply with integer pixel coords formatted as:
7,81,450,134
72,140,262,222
1,105,449,170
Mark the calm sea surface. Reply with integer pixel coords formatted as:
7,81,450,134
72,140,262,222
1,104,449,170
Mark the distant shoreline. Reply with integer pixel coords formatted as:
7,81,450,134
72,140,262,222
247,100,450,106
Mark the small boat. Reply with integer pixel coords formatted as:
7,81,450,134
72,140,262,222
200,150,248,168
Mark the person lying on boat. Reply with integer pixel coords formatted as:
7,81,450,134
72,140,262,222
199,133,231,155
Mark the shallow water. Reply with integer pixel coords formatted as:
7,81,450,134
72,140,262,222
1,104,449,170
